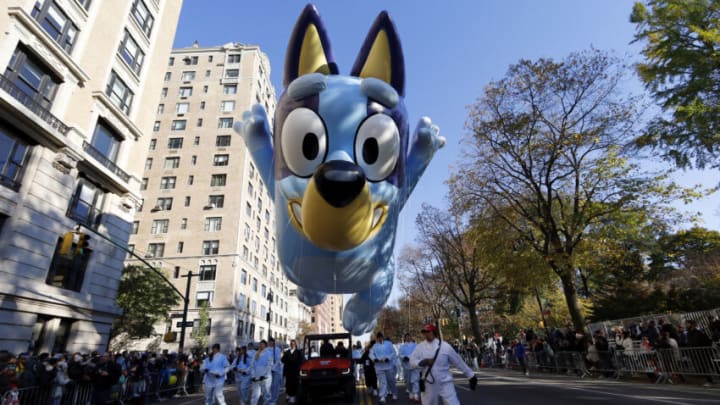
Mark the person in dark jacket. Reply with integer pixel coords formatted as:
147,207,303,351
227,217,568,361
686,320,713,385
91,352,121,405
281,339,304,404
360,342,377,397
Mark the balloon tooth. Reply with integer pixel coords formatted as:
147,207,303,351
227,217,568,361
372,207,383,229
292,202,303,227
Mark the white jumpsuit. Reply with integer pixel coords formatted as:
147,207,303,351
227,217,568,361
409,338,475,405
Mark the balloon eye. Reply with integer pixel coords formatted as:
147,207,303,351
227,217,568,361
281,108,327,177
303,133,320,160
362,138,379,165
354,114,400,182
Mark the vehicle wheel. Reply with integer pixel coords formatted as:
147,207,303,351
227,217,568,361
343,383,355,403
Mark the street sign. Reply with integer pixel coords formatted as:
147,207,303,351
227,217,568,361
170,313,184,318
176,321,194,328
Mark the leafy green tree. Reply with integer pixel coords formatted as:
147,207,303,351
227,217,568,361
631,0,720,168
450,50,694,331
113,265,180,338
192,301,210,351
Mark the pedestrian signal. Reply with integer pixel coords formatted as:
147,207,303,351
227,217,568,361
59,232,77,257
74,233,91,256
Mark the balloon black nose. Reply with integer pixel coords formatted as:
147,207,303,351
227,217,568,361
314,161,365,208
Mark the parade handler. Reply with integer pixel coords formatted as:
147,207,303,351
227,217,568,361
200,343,231,405
409,324,477,405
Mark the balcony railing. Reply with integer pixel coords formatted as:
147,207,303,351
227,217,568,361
0,174,21,191
0,73,69,135
82,141,130,182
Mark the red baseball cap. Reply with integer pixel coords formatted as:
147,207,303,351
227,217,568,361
421,324,437,333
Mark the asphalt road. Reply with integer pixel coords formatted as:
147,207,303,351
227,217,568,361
162,369,720,404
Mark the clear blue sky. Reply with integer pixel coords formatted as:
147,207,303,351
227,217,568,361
173,0,719,305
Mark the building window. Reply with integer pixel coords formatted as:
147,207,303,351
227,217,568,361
156,197,172,210
180,218,187,229
218,118,233,128
203,85,208,93
144,158,152,170
151,219,169,234
157,104,164,114
225,69,239,78
131,0,154,36
210,174,226,187
177,242,184,254
208,55,213,63
199,265,216,281
215,135,231,147
153,121,160,132
131,221,139,234
164,72,171,81
213,154,229,166
194,136,200,145
46,236,90,292
220,101,235,113
191,155,197,165
228,54,241,64
159,176,176,189
168,137,183,149
106,71,134,114
161,88,168,97
202,240,219,255
241,270,247,284
175,102,189,114
181,71,195,81
77,0,92,10
244,223,250,241
91,120,122,162
204,217,222,232
187,175,194,185
67,179,103,228
184,196,190,206
31,1,78,53
5,45,61,109
171,120,186,131
223,84,237,95
208,195,224,208
261,284,267,298
164,157,180,169
149,139,156,150
168,57,174,66
200,101,206,110
179,86,193,97
197,118,203,127
184,56,199,65
245,202,251,217
0,126,31,191
140,178,148,190
205,69,211,78
146,242,164,258
119,30,144,74
196,291,213,308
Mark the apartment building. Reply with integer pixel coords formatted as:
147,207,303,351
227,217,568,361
0,0,182,354
126,42,302,351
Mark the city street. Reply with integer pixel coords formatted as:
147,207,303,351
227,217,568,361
161,369,720,405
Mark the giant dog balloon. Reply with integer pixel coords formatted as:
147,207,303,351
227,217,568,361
235,4,444,335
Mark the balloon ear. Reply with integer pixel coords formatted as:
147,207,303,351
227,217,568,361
283,4,338,88
350,11,405,96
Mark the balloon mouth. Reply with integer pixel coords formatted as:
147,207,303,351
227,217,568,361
288,178,386,251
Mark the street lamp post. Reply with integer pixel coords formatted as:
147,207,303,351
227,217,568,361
178,271,199,353
267,290,274,341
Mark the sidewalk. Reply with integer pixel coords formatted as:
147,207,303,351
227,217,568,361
475,366,719,392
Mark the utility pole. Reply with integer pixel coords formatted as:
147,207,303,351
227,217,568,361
178,271,199,353
267,290,274,341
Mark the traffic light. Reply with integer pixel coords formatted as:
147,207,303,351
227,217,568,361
59,232,77,257
74,232,91,256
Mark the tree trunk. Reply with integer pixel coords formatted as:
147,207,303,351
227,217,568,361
558,270,585,332
467,304,483,344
